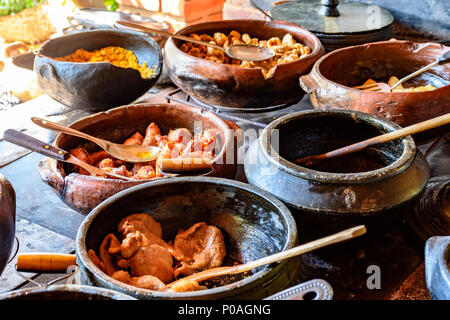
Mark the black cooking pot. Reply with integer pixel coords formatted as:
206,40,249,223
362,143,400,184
0,174,15,276
0,284,135,300
34,29,162,111
76,177,298,300
244,109,430,231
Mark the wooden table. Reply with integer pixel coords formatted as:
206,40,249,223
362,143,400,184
0,88,447,299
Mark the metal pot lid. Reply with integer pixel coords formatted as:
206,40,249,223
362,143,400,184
269,0,393,34
72,8,169,32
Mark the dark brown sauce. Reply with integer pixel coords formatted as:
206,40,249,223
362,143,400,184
306,151,385,173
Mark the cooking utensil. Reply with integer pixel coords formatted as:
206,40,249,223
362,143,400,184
294,113,450,166
167,225,365,287
115,20,276,61
264,279,333,300
31,117,161,163
34,29,162,111
3,129,136,181
354,51,450,92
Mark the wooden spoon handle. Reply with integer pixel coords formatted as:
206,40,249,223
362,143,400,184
116,20,225,52
31,117,106,149
17,253,76,273
3,129,69,162
159,158,213,173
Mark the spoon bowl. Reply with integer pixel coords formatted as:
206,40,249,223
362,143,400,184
115,20,275,61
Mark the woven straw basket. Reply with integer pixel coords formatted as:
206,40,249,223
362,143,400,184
0,2,56,44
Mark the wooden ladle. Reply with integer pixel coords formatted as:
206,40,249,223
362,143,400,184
166,225,366,288
294,113,450,167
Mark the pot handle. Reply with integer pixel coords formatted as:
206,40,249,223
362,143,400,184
37,62,58,81
264,279,333,300
38,157,65,195
299,73,319,94
16,253,76,273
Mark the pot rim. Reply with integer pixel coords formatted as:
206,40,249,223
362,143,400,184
309,40,450,94
168,19,324,81
259,109,417,184
76,176,297,299
36,28,162,80
0,284,136,300
54,102,233,182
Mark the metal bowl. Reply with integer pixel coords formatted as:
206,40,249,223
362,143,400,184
76,177,299,300
34,29,162,111
0,174,15,276
425,236,450,300
38,103,240,215
299,40,450,142
0,284,135,300
244,109,430,230
164,19,325,110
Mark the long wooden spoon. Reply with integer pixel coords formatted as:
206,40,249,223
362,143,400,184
166,225,366,288
295,113,450,167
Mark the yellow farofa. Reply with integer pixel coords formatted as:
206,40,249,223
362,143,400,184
55,46,156,79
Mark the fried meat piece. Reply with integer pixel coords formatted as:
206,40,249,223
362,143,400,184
142,122,161,146
172,222,226,278
118,213,162,239
129,275,168,291
123,131,144,146
99,233,121,276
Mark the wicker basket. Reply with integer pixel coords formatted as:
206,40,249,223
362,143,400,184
0,2,56,44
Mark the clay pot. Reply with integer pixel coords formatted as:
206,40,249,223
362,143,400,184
34,29,162,111
38,103,241,215
164,19,325,109
299,40,450,142
244,109,430,231
76,177,298,300
0,174,15,276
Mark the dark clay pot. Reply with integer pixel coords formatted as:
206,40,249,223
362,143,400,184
0,284,135,300
34,29,162,111
0,174,15,276
164,19,324,109
76,177,299,300
38,103,241,215
244,109,430,230
425,236,450,300
299,40,450,143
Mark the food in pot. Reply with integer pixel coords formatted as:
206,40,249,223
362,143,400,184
359,76,436,92
88,213,227,292
68,122,218,180
179,31,311,79
54,46,157,79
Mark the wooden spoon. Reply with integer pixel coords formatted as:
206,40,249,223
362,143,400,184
167,225,366,288
294,113,450,167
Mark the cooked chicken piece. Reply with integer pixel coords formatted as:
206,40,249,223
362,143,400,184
167,278,206,292
110,165,132,177
112,270,131,283
155,134,169,148
124,244,174,283
99,233,121,276
181,139,203,157
129,275,168,291
123,131,144,146
168,128,192,145
69,147,92,175
120,230,170,258
159,142,185,159
142,122,161,146
172,222,226,278
118,213,162,239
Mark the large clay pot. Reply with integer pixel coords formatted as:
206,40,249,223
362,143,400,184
164,19,325,109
